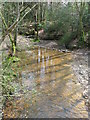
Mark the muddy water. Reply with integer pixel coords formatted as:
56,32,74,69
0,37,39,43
3,47,88,118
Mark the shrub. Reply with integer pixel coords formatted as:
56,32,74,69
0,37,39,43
2,55,20,97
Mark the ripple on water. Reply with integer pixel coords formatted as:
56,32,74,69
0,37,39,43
3,46,88,118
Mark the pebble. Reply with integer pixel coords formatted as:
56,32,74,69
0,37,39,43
71,51,88,106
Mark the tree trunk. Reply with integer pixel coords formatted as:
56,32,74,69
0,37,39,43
14,2,20,47
76,2,85,43
40,3,43,22
0,12,15,55
35,5,39,40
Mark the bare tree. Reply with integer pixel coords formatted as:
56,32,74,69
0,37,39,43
0,3,38,56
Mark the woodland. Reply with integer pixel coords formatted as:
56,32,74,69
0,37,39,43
0,1,89,119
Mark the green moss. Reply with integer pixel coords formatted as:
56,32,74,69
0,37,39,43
32,39,40,43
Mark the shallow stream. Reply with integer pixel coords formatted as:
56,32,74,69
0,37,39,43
3,46,88,118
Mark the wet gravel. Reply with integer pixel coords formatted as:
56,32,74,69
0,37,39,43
71,50,89,115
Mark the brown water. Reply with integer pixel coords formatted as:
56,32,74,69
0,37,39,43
3,47,88,118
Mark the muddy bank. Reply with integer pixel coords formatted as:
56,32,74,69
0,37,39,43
0,35,64,51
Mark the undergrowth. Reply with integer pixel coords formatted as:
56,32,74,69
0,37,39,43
2,53,20,99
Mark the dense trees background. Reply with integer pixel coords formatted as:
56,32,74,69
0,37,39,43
0,2,89,54
0,1,89,99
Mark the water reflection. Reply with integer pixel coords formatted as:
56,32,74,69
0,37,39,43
3,46,88,118
38,47,40,63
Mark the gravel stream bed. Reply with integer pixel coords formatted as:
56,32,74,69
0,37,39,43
1,35,89,117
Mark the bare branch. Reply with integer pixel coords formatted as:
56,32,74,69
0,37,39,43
0,3,38,42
